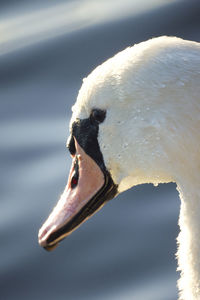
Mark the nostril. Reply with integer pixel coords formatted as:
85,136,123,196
71,176,78,188
71,157,79,189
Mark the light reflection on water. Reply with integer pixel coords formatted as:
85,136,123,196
1,0,170,55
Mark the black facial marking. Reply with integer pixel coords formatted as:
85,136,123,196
45,112,118,250
71,117,106,171
67,135,76,156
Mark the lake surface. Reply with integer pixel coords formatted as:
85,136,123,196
1,1,200,299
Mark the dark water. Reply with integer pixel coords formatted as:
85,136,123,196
1,1,200,299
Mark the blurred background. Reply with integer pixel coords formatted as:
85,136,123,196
1,0,200,299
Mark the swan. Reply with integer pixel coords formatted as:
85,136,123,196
38,36,200,300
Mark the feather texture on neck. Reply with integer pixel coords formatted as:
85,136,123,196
70,36,200,299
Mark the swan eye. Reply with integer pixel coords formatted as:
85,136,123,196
90,109,106,124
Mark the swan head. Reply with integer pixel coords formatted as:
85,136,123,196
38,36,200,250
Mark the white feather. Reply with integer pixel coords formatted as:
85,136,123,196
71,36,200,300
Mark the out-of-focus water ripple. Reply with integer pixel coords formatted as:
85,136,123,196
1,1,200,299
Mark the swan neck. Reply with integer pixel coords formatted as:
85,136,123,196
177,180,200,300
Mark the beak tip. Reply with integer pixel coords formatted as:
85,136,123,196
38,233,59,251
38,236,46,248
38,226,48,248
38,224,59,251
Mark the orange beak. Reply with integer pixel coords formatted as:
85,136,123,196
38,138,106,250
